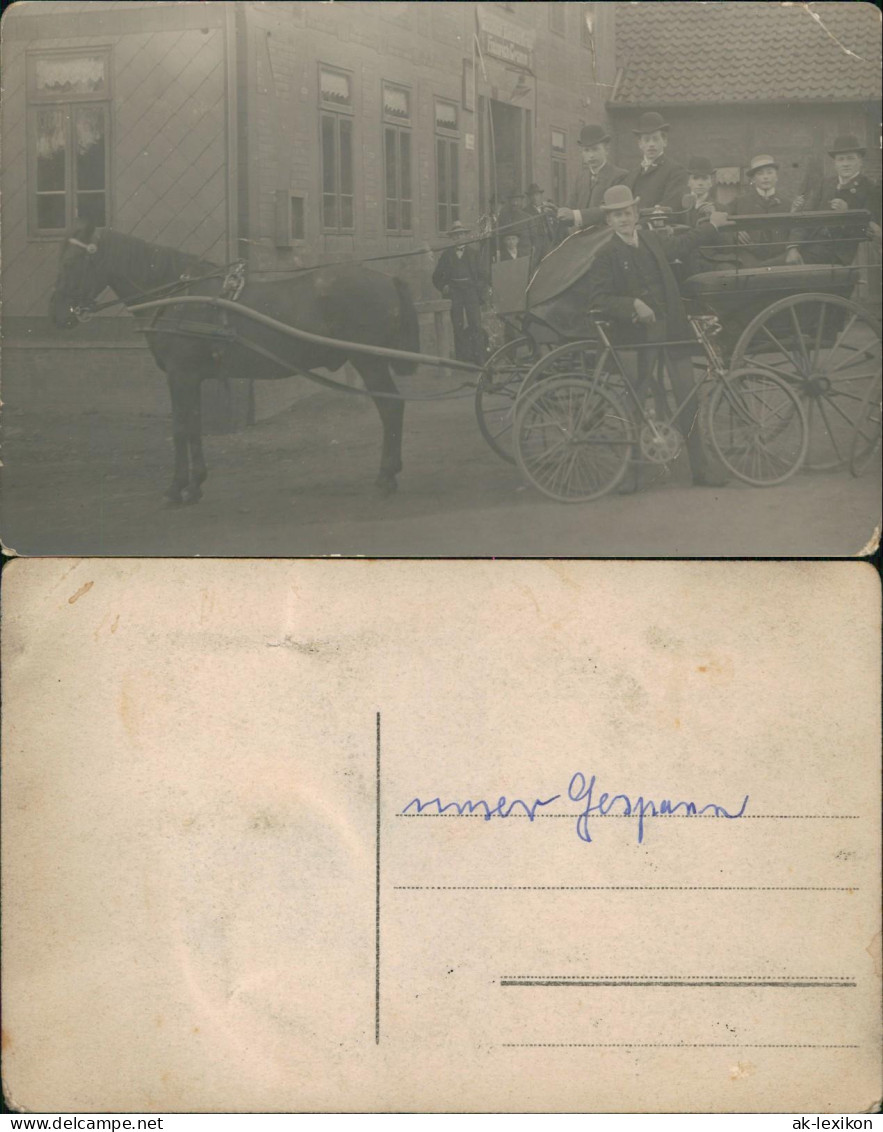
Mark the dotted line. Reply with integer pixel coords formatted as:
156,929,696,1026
396,813,860,820
500,980,856,988
501,1043,860,1049
500,975,855,981
394,885,859,891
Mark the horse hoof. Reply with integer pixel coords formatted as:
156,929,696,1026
181,486,203,506
374,476,398,498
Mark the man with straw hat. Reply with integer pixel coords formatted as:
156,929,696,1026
729,155,800,265
432,220,490,365
790,134,881,264
586,184,731,489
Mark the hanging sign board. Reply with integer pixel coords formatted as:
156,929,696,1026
476,4,535,70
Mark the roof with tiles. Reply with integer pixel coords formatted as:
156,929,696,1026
611,1,882,106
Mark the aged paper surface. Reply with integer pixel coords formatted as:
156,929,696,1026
2,559,880,1113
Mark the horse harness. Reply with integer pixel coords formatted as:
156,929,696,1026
146,259,248,363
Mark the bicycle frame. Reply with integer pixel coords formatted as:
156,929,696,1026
579,314,765,456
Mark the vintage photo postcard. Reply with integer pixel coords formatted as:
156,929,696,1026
2,559,880,1112
1,1,880,557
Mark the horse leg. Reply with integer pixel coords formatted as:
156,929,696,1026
356,358,404,496
165,369,207,505
165,370,191,505
183,374,208,505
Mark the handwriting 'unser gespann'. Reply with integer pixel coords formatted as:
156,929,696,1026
402,772,750,844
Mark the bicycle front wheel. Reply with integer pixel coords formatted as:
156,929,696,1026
707,368,808,486
514,376,633,502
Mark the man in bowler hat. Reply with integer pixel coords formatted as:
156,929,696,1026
791,134,882,264
627,111,689,214
729,155,800,265
432,221,490,365
557,123,628,233
586,184,731,488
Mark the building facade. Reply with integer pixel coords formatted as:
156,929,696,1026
1,0,611,323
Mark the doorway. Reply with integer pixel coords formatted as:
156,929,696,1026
483,98,532,211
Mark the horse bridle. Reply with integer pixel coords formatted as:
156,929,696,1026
63,235,103,321
62,232,229,321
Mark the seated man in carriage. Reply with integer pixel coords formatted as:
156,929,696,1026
585,185,731,489
727,155,802,266
788,134,882,265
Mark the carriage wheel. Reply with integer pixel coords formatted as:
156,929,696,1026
730,294,882,471
475,336,538,463
849,372,882,478
706,369,808,487
518,338,603,400
513,376,633,503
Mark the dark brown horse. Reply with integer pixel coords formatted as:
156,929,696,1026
49,223,420,504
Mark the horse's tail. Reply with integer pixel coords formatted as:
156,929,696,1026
390,276,420,375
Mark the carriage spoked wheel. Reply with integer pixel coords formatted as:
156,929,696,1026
849,372,882,478
730,294,882,472
475,336,539,463
518,338,604,400
706,368,808,486
513,375,633,502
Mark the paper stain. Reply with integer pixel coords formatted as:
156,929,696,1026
1,1029,11,1052
111,614,120,634
544,562,579,590
68,580,94,605
695,655,734,683
729,1060,755,1081
517,584,540,616
866,931,882,978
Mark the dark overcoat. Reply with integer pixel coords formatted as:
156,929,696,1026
794,172,882,261
586,226,719,345
728,185,796,258
432,245,489,295
627,155,690,213
567,161,630,226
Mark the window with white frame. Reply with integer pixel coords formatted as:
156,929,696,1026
383,83,413,232
28,49,110,234
319,65,354,231
435,98,459,232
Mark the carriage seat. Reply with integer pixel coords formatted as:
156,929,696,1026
681,262,861,300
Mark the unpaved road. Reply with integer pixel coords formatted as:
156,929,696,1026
2,387,879,557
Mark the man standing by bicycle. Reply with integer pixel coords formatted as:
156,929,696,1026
586,185,731,488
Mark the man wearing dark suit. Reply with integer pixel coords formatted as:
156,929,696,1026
728,155,800,265
627,111,689,214
524,182,557,271
586,184,730,488
556,123,628,235
432,221,490,365
791,134,882,265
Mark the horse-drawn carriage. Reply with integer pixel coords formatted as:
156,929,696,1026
48,210,880,508
476,208,881,501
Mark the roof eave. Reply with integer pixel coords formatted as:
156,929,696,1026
607,97,879,109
